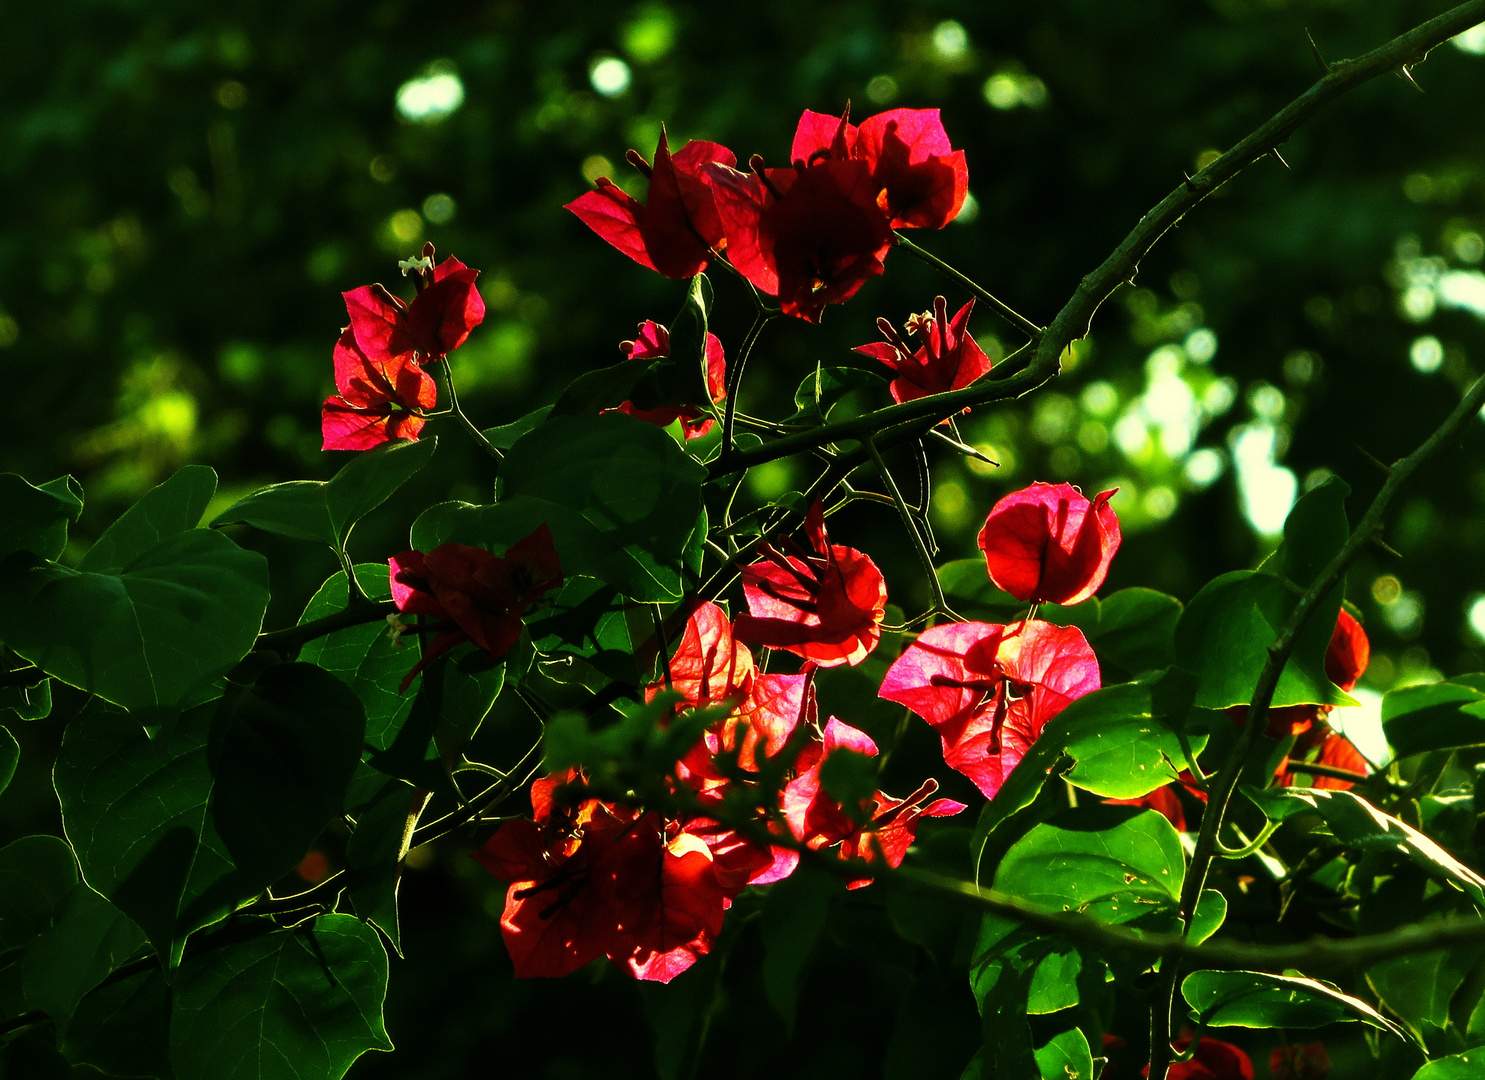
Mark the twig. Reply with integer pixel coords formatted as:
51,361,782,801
864,437,958,620
255,600,397,654
891,232,1044,339
440,358,503,463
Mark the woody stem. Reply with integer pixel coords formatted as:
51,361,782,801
892,232,1043,339
440,357,503,463
864,436,956,621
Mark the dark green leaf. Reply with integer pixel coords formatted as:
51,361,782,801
0,677,52,722
1281,475,1350,588
345,781,416,956
0,726,16,796
61,967,172,1079
1367,942,1483,1038
0,473,82,562
212,438,437,551
1175,569,1352,710
22,884,146,1035
787,365,888,427
1382,682,1485,759
0,530,269,712
1090,588,1183,676
1033,1029,1093,1080
482,405,552,450
526,576,639,684
548,357,652,417
55,702,254,965
760,863,842,1031
0,835,78,950
209,663,365,886
80,465,216,574
496,413,706,602
169,914,393,1080
1182,969,1411,1041
972,951,1037,1078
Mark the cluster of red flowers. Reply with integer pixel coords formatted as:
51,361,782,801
882,482,1116,797
566,106,968,322
320,242,486,451
472,502,972,981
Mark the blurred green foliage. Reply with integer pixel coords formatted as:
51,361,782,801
3,1,1484,1075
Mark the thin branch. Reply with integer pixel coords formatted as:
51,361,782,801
719,312,773,462
891,232,1044,338
440,357,503,463
864,437,957,620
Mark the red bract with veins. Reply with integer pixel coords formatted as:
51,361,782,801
879,619,1101,799
707,118,893,322
978,481,1122,605
732,500,888,668
565,128,735,279
320,327,436,451
343,244,485,363
854,295,992,412
608,320,727,440
658,600,756,709
387,525,562,692
783,717,965,886
791,106,969,229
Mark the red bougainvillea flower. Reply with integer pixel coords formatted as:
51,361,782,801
655,600,756,710
321,328,436,450
790,106,968,229
388,526,562,691
473,769,732,983
343,243,485,364
978,481,1122,606
732,500,888,668
853,295,992,413
1143,1037,1254,1080
565,128,736,279
1270,1042,1330,1080
707,113,894,322
782,717,965,886
607,320,727,440
880,619,1101,799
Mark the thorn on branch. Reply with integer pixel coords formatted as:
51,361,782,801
1356,444,1393,476
1306,29,1331,75
1372,535,1403,559
1271,146,1291,170
1397,64,1425,93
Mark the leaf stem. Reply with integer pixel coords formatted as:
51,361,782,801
440,357,503,463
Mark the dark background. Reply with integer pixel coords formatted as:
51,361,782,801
2,1,1483,1076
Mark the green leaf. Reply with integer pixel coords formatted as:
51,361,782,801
482,405,552,450
0,530,270,712
971,950,1037,1078
212,438,438,551
1367,942,1484,1038
345,780,415,956
0,473,82,562
0,835,78,949
169,914,393,1080
0,676,52,722
1280,475,1350,587
1034,1028,1093,1080
1175,569,1353,710
1182,969,1411,1042
496,413,706,602
22,884,146,1036
548,356,653,417
80,464,216,574
787,365,888,427
1410,1050,1485,1078
61,967,172,1079
526,576,639,684
55,702,255,965
209,663,366,886
1060,677,1208,799
1089,588,1182,677
0,726,16,796
760,863,842,1031
993,806,1184,926
1383,682,1485,758
1274,788,1485,908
